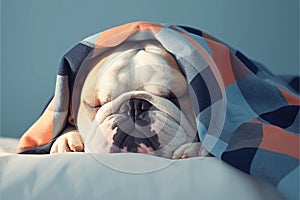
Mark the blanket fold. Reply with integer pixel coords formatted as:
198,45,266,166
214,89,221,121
18,21,299,200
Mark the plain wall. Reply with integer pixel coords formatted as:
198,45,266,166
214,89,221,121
1,0,299,138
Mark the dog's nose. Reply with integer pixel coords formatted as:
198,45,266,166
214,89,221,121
119,99,154,126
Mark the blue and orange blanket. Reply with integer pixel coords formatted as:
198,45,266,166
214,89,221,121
17,22,299,200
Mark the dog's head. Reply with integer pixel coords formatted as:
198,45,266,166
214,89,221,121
75,41,198,158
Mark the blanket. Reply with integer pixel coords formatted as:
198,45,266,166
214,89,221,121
17,22,299,200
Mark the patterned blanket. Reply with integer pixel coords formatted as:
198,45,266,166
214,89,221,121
18,22,299,200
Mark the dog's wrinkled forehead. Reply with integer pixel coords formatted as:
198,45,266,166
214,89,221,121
74,40,188,115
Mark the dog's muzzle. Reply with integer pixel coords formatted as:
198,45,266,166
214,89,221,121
110,98,160,153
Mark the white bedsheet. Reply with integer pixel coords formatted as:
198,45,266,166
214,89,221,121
0,137,284,200
0,137,19,153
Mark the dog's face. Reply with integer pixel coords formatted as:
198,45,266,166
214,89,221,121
76,41,198,158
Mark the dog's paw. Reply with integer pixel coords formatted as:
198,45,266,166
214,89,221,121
50,130,84,154
172,142,209,159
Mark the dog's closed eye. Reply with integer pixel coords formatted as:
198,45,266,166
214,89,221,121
165,92,180,109
83,99,101,112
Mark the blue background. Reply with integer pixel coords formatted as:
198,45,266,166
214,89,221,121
1,0,299,138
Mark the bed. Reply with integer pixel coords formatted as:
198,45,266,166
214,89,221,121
0,137,284,200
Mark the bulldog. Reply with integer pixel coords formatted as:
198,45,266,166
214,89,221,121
50,40,209,159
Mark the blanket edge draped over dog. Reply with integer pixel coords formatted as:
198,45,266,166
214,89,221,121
18,22,299,200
